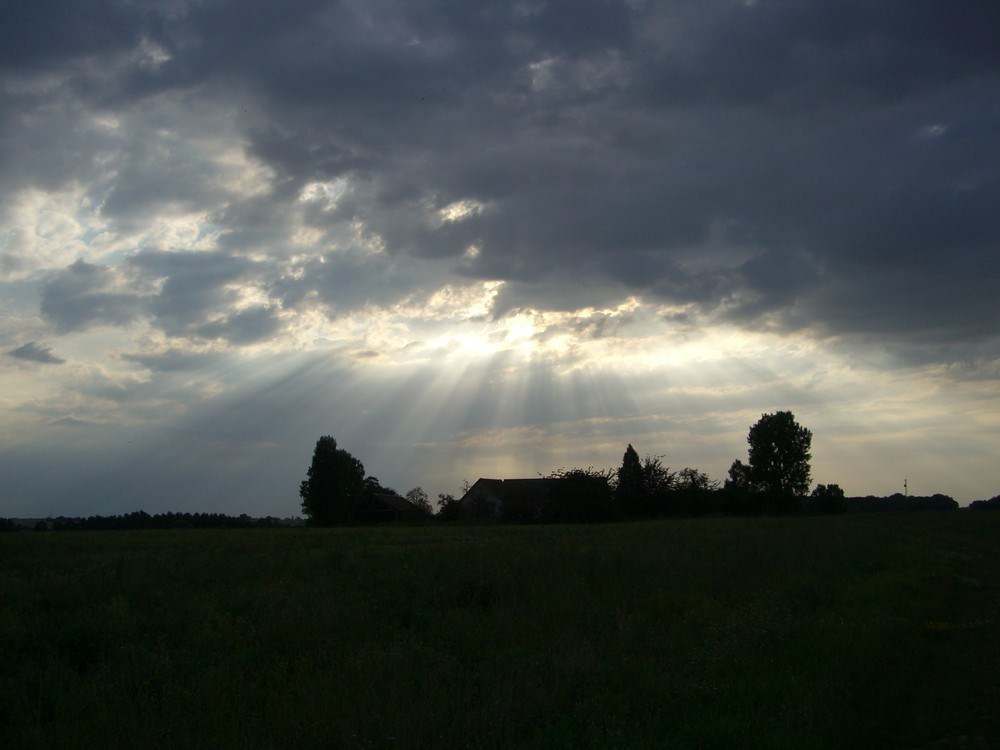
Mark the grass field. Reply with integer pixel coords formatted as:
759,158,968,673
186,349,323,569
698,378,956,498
2,513,998,748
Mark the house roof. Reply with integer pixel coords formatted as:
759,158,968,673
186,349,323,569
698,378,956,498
463,477,562,502
497,478,560,499
371,492,421,514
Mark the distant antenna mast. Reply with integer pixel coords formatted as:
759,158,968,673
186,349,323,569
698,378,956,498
904,478,908,496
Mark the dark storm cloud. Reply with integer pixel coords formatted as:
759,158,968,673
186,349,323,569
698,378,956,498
121,348,227,373
38,252,285,345
196,306,283,345
7,0,1000,362
127,250,258,332
213,0,999,350
8,341,65,364
40,259,145,332
633,2,1000,109
273,249,427,316
0,0,148,73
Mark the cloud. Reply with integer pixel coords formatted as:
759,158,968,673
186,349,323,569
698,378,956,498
120,348,227,374
38,252,284,345
40,259,146,333
4,0,996,362
49,416,98,428
1,0,999,514
196,306,284,345
129,249,264,337
8,341,65,364
195,0,1000,356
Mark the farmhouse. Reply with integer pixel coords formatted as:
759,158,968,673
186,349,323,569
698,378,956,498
458,477,564,522
359,491,428,523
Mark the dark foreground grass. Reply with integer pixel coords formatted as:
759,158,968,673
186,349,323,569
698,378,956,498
2,513,998,749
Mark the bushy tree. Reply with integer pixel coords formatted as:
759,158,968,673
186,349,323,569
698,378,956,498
809,483,846,514
546,468,617,523
642,455,676,515
746,411,812,498
617,446,683,516
642,455,676,494
299,436,366,525
436,493,462,521
663,467,719,516
363,476,395,496
969,495,1000,511
405,487,434,516
725,459,752,491
675,467,717,492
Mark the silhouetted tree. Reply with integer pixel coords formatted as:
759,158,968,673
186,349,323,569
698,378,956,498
617,444,646,516
546,468,617,523
970,495,1000,511
844,493,957,513
363,476,396,496
299,436,366,525
405,487,434,516
725,459,752,491
719,459,757,513
665,467,719,516
642,456,676,493
809,483,846,514
641,455,675,515
747,411,812,500
676,467,717,492
436,493,462,521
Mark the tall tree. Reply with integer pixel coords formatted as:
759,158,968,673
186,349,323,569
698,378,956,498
746,411,812,497
299,436,366,525
616,444,645,516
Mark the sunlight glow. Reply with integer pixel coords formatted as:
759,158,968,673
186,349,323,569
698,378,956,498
136,38,171,68
209,147,276,200
2,187,89,276
528,58,558,91
438,199,485,223
298,178,349,207
417,281,501,320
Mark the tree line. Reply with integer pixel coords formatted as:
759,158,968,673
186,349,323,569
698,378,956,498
298,411,964,526
1,511,298,532
2,411,972,532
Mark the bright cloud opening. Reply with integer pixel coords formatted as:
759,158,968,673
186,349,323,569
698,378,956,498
439,199,485,224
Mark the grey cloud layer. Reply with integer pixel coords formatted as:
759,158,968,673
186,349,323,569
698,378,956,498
8,341,65,364
4,0,1000,360
38,254,284,345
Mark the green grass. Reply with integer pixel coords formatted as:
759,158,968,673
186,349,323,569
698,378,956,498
2,514,998,748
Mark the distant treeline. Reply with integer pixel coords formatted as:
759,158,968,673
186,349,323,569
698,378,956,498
625,489,963,518
458,479,964,525
0,493,986,532
843,494,958,513
0,511,303,532
969,495,1000,511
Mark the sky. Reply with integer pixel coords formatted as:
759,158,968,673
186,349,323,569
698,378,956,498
2,0,999,517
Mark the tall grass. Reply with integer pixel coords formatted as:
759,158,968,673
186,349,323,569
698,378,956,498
2,514,998,748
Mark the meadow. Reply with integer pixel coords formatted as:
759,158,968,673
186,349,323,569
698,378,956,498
1,513,998,749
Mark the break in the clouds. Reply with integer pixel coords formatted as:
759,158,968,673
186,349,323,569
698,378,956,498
1,0,998,515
